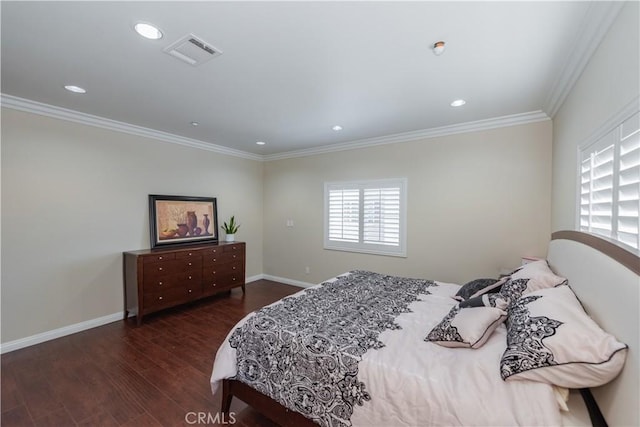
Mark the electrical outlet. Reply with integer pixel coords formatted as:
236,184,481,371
305,266,310,274
286,219,294,227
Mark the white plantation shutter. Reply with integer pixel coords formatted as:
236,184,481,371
328,188,360,242
617,113,640,248
363,187,401,246
325,179,407,257
579,112,640,250
580,133,615,236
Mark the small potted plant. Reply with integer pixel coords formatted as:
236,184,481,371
222,216,240,242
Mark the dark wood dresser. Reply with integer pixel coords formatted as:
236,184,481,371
123,242,246,325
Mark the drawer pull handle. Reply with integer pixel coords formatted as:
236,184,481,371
232,266,236,270
188,262,192,266
158,267,163,271
213,283,216,287
212,271,216,275
159,256,163,260
158,296,163,300
213,258,216,262
188,289,192,293
233,255,236,258
188,276,192,280
232,278,236,281
188,252,192,256
159,281,163,285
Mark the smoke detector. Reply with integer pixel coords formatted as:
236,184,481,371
163,33,223,66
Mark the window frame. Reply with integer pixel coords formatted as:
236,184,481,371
324,178,408,257
576,110,639,251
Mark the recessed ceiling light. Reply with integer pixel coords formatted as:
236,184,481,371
332,125,343,131
134,22,163,40
190,121,199,126
450,99,466,107
64,85,86,94
432,41,446,56
256,141,266,145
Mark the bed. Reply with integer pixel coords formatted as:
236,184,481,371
210,231,639,426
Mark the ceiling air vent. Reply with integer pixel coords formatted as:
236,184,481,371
163,33,223,66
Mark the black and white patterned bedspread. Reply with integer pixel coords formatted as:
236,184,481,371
228,270,436,427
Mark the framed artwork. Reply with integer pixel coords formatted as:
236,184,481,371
149,195,218,249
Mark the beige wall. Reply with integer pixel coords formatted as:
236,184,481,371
1,3,634,349
552,1,640,231
1,108,264,343
263,121,553,285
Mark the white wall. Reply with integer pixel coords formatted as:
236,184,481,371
1,108,264,343
552,1,640,231
263,121,553,285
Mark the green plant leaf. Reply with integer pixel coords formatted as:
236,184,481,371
222,215,240,233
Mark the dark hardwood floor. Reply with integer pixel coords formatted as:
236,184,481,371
1,280,302,427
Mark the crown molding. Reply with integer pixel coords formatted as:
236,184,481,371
0,94,263,161
264,110,550,161
2,93,550,163
543,1,625,118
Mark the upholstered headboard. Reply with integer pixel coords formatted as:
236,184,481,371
547,231,639,427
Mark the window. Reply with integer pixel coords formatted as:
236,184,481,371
579,111,640,250
324,178,407,257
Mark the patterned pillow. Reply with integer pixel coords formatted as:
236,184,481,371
501,285,628,388
509,259,567,291
496,278,532,303
425,305,507,349
453,277,507,301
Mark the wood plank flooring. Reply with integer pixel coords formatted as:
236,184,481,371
1,280,302,427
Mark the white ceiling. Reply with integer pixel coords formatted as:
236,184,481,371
0,1,622,158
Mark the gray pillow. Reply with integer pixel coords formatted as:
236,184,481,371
453,277,506,301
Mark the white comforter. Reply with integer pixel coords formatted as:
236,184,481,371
210,277,562,426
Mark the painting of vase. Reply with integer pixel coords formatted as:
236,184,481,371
149,195,218,248
186,211,197,236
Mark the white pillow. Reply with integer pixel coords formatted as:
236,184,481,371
426,305,506,349
510,259,567,292
501,285,628,388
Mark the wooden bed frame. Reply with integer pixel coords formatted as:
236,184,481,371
221,231,639,426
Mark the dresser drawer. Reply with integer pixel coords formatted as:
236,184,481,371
175,271,202,285
201,246,224,257
227,271,245,288
202,252,238,266
227,260,243,275
175,249,202,259
143,275,180,292
202,266,244,289
202,272,240,295
143,261,176,277
143,287,187,309
174,258,202,272
223,243,245,253
184,284,202,299
202,278,227,295
142,253,175,263
143,285,202,309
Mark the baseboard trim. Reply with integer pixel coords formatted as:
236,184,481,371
0,312,125,354
261,274,316,288
1,274,312,354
